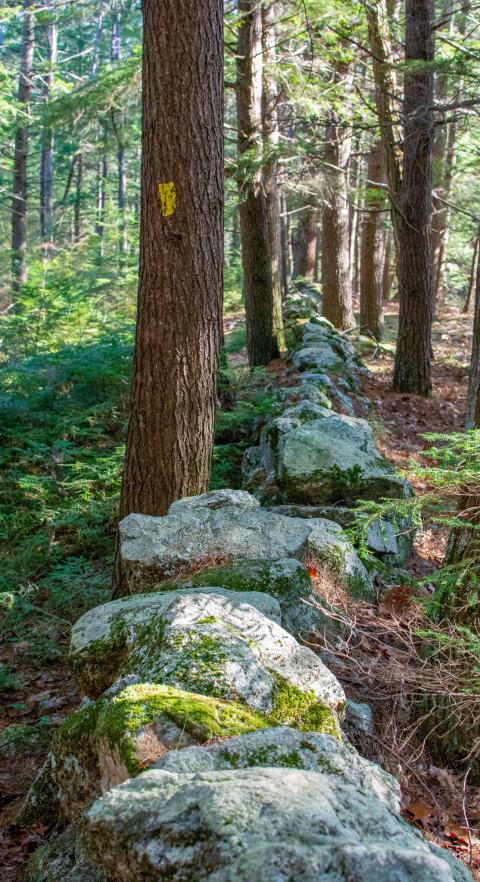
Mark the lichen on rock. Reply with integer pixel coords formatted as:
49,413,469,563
82,766,473,882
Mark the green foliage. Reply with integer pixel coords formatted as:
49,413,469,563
0,334,131,657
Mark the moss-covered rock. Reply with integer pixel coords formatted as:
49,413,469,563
15,753,61,828
69,590,345,718
69,588,280,697
25,828,105,882
48,683,272,822
276,411,406,505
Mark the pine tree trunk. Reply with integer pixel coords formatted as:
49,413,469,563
382,228,395,300
466,251,480,428
111,13,127,256
463,229,480,315
322,113,354,330
114,0,224,597
74,154,82,243
40,0,57,253
236,0,280,366
360,141,386,340
261,2,285,352
280,192,290,297
393,0,434,396
11,0,34,291
292,208,318,280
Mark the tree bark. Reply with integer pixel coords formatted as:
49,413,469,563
96,155,107,257
74,154,82,243
463,228,480,315
382,227,395,300
40,0,58,252
236,0,281,365
393,0,434,396
466,245,480,429
11,0,34,290
360,141,386,340
280,192,290,297
292,208,318,281
431,1,461,304
114,0,223,597
111,12,127,256
261,1,285,351
322,110,355,330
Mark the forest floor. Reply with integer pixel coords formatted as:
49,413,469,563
1,302,479,881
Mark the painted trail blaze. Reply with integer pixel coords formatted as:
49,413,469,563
158,181,176,218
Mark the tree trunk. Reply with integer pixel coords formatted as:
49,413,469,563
393,0,434,396
74,154,82,243
280,192,290,297
463,228,480,315
261,1,285,351
292,208,318,281
96,156,108,257
114,0,223,596
11,0,34,291
236,0,281,365
432,1,460,305
382,228,395,300
466,248,480,428
360,141,386,340
40,0,58,252
322,111,354,330
111,12,127,256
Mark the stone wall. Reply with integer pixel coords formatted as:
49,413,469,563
21,312,472,882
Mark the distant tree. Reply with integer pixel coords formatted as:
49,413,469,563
322,78,355,331
11,0,34,290
292,207,319,281
39,0,57,251
360,140,386,341
114,0,224,596
236,0,284,366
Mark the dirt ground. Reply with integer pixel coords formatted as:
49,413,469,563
1,303,479,881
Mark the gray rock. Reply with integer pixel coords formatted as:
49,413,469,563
169,488,259,513
241,446,266,490
153,725,400,811
344,699,374,737
292,344,345,374
83,766,473,882
159,557,341,640
119,490,372,597
69,589,345,722
276,410,407,505
268,504,414,566
26,829,105,882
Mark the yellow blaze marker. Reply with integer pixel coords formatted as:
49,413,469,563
158,181,176,218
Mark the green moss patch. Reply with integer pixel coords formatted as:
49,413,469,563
271,675,342,739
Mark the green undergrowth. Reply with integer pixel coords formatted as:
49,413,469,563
0,315,274,668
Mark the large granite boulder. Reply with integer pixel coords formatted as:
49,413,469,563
82,766,473,882
153,726,400,811
69,589,345,723
275,409,407,505
119,490,372,598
